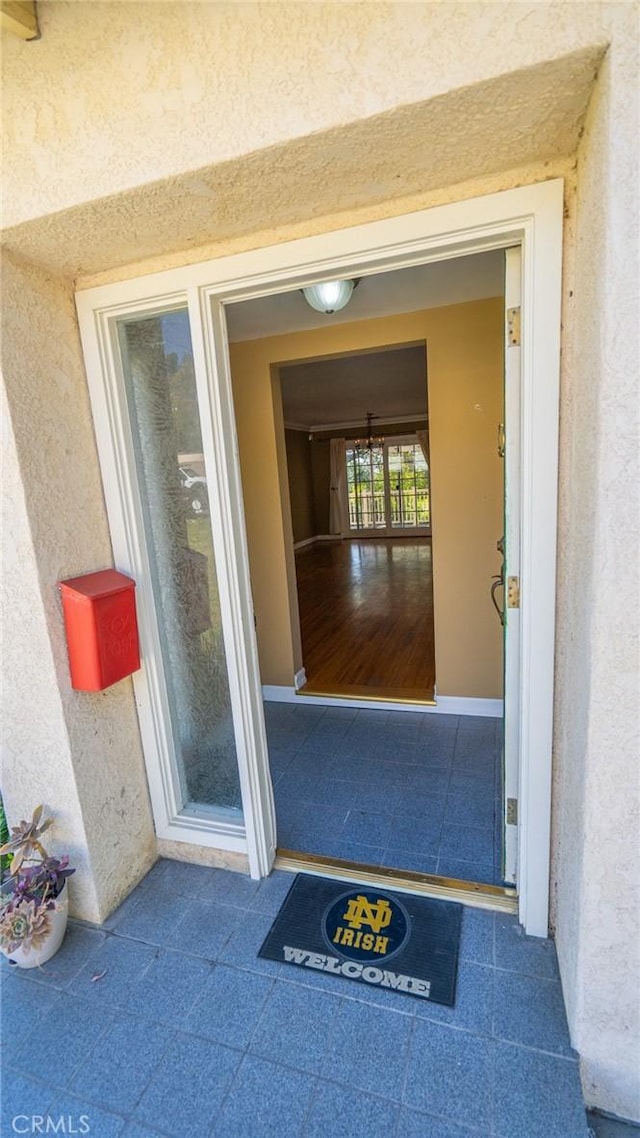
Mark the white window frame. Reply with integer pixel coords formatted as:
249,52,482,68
76,179,563,934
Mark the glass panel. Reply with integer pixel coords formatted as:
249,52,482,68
388,442,430,529
118,308,242,818
346,445,385,530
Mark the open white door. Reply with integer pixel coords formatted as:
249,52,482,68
502,246,522,884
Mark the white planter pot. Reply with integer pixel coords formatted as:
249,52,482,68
1,881,69,969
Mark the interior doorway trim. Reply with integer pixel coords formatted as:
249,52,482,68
77,179,563,935
262,686,503,718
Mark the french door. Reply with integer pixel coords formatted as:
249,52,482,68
346,437,431,536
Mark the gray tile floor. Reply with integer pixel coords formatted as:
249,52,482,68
1,858,592,1137
266,702,504,885
588,1114,640,1137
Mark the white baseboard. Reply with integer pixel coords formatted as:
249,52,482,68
433,696,503,718
261,685,503,717
293,668,307,691
293,534,342,550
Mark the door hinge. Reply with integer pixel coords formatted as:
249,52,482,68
507,798,518,825
507,575,520,608
507,306,521,347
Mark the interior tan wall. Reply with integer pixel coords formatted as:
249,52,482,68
310,440,331,535
284,429,316,544
230,297,503,697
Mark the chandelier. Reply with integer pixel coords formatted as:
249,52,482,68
354,412,384,452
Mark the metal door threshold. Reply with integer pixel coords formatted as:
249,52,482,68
275,849,518,914
297,684,436,707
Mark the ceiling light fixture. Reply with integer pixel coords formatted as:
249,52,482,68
301,278,359,314
354,411,384,452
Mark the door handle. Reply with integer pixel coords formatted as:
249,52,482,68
491,572,505,626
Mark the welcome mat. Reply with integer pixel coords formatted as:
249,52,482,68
258,874,462,1007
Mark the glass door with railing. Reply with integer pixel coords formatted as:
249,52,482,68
345,435,431,536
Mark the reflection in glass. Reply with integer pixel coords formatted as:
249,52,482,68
118,308,242,817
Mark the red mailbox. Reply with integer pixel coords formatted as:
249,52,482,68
57,569,140,691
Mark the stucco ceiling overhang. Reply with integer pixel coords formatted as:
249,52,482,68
0,0,38,39
1,46,603,280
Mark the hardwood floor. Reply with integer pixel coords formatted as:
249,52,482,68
295,538,436,701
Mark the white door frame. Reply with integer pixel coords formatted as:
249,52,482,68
77,179,563,935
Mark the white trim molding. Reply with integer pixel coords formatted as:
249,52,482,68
433,697,503,718
309,413,428,434
262,685,503,718
293,534,341,550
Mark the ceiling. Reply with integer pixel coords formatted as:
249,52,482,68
231,249,504,428
280,345,428,429
226,249,504,343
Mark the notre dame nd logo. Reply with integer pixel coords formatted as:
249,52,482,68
322,889,410,963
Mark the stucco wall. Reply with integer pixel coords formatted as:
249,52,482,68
551,39,640,1121
1,8,604,280
1,0,638,1118
1,380,99,919
0,251,157,922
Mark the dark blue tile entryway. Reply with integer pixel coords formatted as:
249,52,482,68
265,702,504,885
1,858,592,1137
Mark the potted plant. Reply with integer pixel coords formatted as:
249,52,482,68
0,804,75,969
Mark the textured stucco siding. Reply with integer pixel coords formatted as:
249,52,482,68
0,1,611,234
2,48,602,281
1,0,638,1119
1,252,157,922
1,381,101,919
551,36,640,1121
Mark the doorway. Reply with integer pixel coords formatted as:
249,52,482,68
228,254,506,885
274,341,437,701
77,179,563,935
